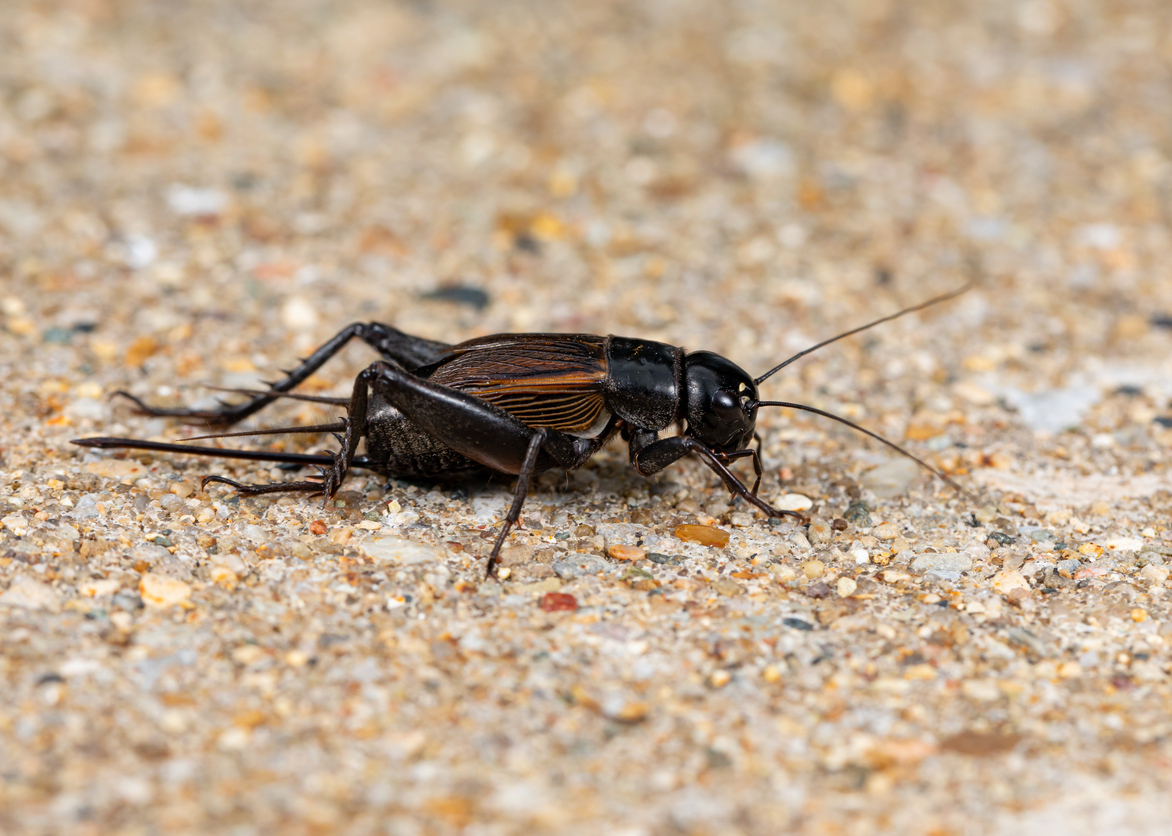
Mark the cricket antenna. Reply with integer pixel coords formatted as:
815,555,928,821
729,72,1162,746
753,283,972,386
751,399,979,503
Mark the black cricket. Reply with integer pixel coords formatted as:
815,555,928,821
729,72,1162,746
75,285,970,577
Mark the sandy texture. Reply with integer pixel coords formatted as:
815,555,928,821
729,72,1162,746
3,1,1172,833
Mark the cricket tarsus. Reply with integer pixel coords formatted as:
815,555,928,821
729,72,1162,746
76,286,976,580
201,474,325,496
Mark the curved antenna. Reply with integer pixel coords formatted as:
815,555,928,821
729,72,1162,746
753,399,978,502
753,283,972,386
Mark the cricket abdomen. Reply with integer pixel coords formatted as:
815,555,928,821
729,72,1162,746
362,401,486,479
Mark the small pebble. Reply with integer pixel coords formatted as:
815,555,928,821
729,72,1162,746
280,295,320,330
66,494,101,520
421,284,491,310
241,524,268,543
1057,662,1083,679
554,554,607,579
112,592,144,611
802,559,826,579
991,568,1029,595
974,505,997,524
709,670,731,688
539,592,578,612
961,680,1001,702
910,552,973,580
860,459,919,498
167,184,228,216
808,519,832,545
775,493,813,512
1007,628,1047,657
873,522,900,540
0,578,61,611
1001,385,1101,434
602,697,649,724
210,565,238,588
608,544,646,562
1024,528,1058,547
646,553,681,565
2,514,28,535
80,579,121,598
1104,536,1143,552
171,482,195,499
843,501,872,527
674,524,729,547
361,535,440,565
712,578,742,596
836,577,858,597
64,398,110,422
139,573,192,608
771,565,797,582
309,520,327,535
124,335,159,368
1138,565,1170,586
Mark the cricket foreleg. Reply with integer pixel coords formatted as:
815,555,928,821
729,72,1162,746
486,430,547,579
630,432,806,524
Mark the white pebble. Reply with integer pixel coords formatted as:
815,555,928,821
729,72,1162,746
0,578,61,611
775,493,813,512
280,296,320,330
167,184,228,217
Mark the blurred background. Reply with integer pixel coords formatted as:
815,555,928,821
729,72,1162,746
4,0,1170,400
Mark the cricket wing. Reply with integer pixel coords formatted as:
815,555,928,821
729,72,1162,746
425,335,611,436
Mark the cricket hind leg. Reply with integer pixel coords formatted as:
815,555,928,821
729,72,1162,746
192,358,587,576
352,361,591,577
196,425,357,501
117,322,454,426
201,473,328,496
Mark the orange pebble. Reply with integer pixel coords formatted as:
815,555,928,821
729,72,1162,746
674,524,730,547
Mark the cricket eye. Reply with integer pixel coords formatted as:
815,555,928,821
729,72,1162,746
712,390,739,419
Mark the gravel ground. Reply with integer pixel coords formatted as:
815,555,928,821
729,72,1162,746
3,1,1172,833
